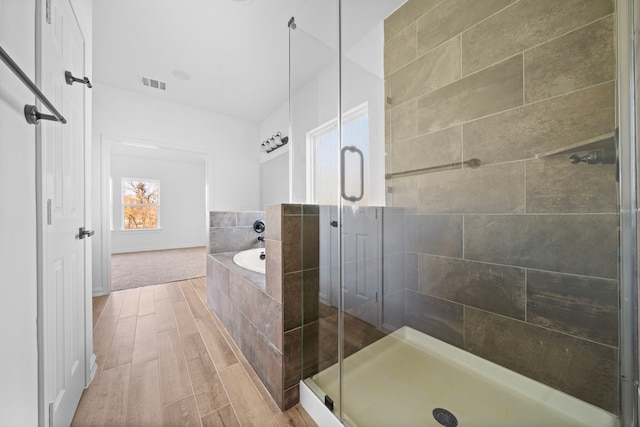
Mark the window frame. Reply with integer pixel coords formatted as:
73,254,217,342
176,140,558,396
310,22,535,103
306,102,369,204
121,178,161,230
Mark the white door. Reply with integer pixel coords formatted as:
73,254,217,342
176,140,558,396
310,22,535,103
38,0,88,425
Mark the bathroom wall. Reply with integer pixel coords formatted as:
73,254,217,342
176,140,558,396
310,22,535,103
385,0,618,413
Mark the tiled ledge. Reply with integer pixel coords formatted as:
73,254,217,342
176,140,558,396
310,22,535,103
210,252,265,290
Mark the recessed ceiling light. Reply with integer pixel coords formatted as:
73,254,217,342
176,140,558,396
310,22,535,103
172,70,191,81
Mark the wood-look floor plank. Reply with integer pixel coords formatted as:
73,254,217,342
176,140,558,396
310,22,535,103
167,281,186,302
181,281,211,321
154,283,171,301
156,298,177,332
93,314,119,365
101,290,128,318
186,348,229,416
157,328,192,405
71,379,99,426
86,364,131,426
190,278,207,304
93,295,109,329
138,286,156,316
182,332,210,362
104,315,137,369
201,404,241,427
174,300,199,337
275,404,318,427
126,359,162,427
219,364,279,427
132,314,158,365
195,316,238,371
120,287,141,318
162,395,201,427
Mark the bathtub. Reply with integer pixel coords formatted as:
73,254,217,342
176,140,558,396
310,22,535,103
232,248,265,274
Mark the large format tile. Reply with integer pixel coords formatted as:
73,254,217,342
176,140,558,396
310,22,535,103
384,0,443,41
388,126,461,175
405,214,463,257
282,214,302,273
229,272,283,351
405,290,464,347
210,227,259,254
284,328,302,389
386,36,460,106
464,307,618,412
527,270,618,346
464,82,615,165
104,315,137,369
464,214,618,278
526,156,617,213
417,55,523,134
265,239,283,302
265,204,282,241
384,22,417,76
417,0,516,56
418,255,525,320
416,162,525,214
389,99,418,143
525,16,615,103
210,211,237,228
462,0,614,74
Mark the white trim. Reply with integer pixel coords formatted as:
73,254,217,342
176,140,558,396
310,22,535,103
299,381,343,427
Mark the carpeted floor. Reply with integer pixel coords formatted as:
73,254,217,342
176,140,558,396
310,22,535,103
110,246,207,291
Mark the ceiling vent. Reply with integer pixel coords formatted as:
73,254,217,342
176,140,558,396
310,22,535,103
140,76,166,91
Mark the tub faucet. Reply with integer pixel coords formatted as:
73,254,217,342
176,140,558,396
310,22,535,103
257,236,265,242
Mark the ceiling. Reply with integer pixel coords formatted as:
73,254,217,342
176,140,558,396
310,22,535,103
93,0,405,123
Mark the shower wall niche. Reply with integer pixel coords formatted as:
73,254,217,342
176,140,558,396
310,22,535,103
384,0,618,413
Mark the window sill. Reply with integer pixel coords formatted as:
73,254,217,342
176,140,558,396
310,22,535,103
112,227,163,232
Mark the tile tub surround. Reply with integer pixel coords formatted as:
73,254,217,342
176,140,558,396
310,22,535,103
207,204,322,410
209,211,265,254
385,0,618,414
207,253,285,408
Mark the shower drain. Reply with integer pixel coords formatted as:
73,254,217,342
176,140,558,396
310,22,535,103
433,408,458,427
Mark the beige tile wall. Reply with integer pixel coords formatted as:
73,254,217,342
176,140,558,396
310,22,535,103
385,0,618,413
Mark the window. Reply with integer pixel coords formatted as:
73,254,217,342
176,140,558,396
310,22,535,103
122,179,159,229
307,103,369,205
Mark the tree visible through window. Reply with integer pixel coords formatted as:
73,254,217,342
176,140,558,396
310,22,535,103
122,179,159,229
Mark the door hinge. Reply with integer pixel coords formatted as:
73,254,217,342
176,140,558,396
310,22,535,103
47,199,52,225
330,220,338,228
46,0,52,24
375,291,378,302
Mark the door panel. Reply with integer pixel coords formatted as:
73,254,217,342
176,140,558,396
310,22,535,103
39,0,87,425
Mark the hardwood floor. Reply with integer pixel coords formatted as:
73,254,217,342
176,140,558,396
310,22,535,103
72,278,317,427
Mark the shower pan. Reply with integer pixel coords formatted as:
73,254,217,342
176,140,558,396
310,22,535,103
288,0,637,425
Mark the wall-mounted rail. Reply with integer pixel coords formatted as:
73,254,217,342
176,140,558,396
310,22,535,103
0,45,66,125
385,158,481,180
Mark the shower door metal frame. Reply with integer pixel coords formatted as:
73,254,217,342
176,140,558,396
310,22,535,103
618,0,639,425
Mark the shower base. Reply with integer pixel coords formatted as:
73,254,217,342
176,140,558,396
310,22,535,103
304,326,618,427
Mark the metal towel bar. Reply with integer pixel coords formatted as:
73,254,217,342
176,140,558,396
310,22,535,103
385,158,481,179
0,45,67,124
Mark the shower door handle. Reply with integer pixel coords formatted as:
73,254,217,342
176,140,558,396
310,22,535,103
340,145,364,202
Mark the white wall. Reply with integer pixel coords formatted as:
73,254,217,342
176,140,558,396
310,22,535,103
259,101,289,207
110,148,207,253
0,0,92,423
92,84,260,293
0,2,38,423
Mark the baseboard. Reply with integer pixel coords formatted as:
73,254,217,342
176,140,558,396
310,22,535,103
111,244,206,254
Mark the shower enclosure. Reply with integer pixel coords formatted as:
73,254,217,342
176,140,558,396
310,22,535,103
289,0,637,425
